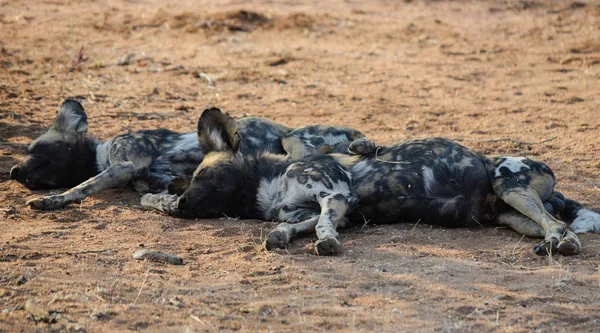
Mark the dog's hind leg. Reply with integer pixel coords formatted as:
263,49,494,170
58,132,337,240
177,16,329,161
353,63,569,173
497,210,545,238
501,192,567,234
264,215,320,250
524,190,600,234
281,136,314,159
27,162,137,210
491,157,581,255
495,187,580,255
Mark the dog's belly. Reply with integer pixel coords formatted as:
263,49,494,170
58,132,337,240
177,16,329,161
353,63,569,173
350,138,497,226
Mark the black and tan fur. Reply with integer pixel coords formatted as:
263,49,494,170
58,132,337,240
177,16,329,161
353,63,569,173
142,109,600,256
10,100,364,210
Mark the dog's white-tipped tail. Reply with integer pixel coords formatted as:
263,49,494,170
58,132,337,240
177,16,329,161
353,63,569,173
570,208,600,234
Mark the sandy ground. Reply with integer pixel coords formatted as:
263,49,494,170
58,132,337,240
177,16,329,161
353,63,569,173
1,0,600,332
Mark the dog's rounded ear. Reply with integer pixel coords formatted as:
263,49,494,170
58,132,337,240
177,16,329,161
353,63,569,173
197,108,240,153
52,98,88,134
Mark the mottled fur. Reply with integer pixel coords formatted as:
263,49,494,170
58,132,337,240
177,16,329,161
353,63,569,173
342,139,594,255
142,110,600,256
141,110,363,255
12,101,289,209
11,100,364,211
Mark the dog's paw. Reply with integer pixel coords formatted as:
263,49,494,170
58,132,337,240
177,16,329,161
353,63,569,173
348,138,376,155
315,237,341,256
264,229,291,251
533,237,559,256
140,193,157,208
557,237,580,256
27,195,67,210
141,193,179,213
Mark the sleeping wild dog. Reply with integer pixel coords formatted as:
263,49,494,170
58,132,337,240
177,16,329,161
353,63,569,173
142,109,600,256
10,99,364,210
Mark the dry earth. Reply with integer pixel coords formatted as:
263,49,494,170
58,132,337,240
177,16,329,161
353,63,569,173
1,0,600,332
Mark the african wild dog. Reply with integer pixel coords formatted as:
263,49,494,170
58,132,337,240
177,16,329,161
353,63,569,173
10,99,364,210
142,109,600,256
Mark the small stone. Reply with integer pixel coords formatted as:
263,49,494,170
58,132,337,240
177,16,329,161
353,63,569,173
24,299,55,323
132,249,183,265
16,275,27,286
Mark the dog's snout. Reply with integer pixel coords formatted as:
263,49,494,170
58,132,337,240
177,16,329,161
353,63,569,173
9,165,20,180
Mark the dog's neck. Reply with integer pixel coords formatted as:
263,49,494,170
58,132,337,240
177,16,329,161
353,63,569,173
235,153,291,219
71,135,104,176
68,135,103,183
94,140,112,172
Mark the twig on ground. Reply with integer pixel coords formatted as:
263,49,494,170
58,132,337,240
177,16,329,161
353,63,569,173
586,179,600,192
511,235,525,256
453,136,557,145
409,219,421,236
86,291,106,303
220,213,239,221
1,65,16,84
0,286,30,293
547,247,555,267
65,249,116,256
132,270,149,305
190,314,210,327
471,215,485,229
259,227,264,244
359,213,371,231
199,73,216,88
68,46,88,73
47,294,58,306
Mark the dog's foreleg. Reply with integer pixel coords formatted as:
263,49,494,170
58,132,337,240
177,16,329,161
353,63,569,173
27,162,137,210
314,193,351,256
140,192,179,214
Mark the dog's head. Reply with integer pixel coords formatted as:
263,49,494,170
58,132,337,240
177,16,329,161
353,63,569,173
176,108,243,218
10,99,97,189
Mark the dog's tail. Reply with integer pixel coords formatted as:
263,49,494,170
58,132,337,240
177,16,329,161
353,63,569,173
559,197,600,234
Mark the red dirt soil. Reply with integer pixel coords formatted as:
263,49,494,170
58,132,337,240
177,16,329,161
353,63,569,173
1,0,600,332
